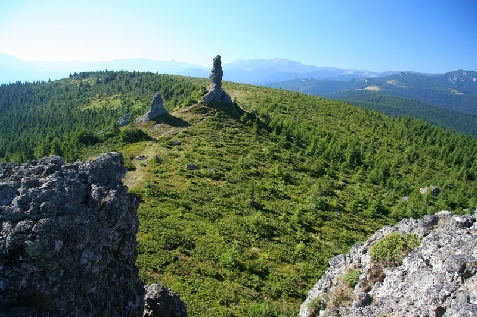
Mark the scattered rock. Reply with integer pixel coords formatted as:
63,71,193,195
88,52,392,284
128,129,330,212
119,113,130,127
136,155,147,160
144,284,188,317
185,164,199,171
420,185,440,196
171,140,182,146
152,156,162,163
299,211,477,317
137,93,168,122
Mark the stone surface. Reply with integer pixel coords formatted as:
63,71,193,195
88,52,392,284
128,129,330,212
144,284,188,317
0,153,188,317
203,55,233,105
299,211,477,317
419,185,440,196
137,93,168,122
119,113,130,127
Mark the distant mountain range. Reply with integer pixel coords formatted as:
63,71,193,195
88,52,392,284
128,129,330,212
0,52,398,85
0,52,210,84
222,59,399,84
2,52,476,136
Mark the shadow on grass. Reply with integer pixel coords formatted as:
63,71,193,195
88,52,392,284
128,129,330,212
152,113,190,128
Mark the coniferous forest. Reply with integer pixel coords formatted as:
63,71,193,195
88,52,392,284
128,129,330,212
1,72,477,316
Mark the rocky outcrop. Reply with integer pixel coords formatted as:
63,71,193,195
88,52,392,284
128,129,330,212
0,153,187,317
144,284,187,317
119,113,130,127
137,93,168,122
203,55,233,105
300,211,477,317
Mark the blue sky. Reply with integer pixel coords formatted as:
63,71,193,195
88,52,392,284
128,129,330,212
0,0,476,73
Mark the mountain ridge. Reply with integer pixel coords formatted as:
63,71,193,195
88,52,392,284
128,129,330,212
0,52,401,85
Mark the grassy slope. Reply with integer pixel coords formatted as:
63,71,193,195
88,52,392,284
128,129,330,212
268,73,477,137
3,73,476,316
113,81,477,316
324,90,477,137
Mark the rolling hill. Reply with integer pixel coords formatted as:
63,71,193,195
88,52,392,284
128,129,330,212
269,70,477,136
1,72,476,316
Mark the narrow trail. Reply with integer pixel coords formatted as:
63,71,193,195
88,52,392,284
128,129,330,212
122,104,211,189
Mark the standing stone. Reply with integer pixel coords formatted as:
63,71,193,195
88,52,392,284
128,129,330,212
204,55,233,105
137,93,168,122
209,55,224,90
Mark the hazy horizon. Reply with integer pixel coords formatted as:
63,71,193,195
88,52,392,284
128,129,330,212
1,0,476,73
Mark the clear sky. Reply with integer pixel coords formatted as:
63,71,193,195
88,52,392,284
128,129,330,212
0,0,476,73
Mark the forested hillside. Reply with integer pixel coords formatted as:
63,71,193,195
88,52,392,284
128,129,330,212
270,70,477,136
0,72,205,162
1,72,477,316
324,90,477,137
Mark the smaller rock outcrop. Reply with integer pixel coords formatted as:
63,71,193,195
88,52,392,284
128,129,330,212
203,55,233,105
119,113,130,127
419,185,440,196
300,211,477,317
137,93,168,122
144,284,188,317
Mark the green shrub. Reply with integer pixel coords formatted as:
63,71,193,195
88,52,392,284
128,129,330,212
343,269,360,288
307,297,323,317
119,127,150,143
370,232,421,266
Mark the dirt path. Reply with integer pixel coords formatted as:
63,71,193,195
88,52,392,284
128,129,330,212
122,104,209,189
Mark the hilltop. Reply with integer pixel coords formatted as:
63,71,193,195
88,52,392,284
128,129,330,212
1,70,477,316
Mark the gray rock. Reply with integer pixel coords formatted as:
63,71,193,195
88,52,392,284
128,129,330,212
420,185,440,196
203,55,233,105
144,284,188,317
137,93,168,122
185,164,199,170
299,211,477,317
352,292,372,308
119,113,130,126
0,153,188,317
209,55,224,89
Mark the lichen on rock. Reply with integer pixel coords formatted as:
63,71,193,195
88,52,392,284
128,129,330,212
299,211,477,317
0,153,188,317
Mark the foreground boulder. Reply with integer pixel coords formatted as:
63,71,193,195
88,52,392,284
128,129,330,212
0,153,187,317
300,211,477,317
